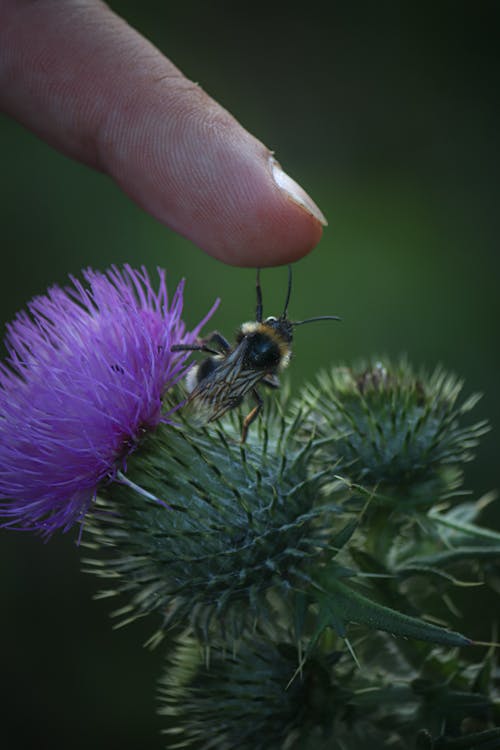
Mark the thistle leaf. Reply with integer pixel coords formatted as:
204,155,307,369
311,576,471,648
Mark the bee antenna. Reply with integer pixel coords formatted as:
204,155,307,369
255,268,263,322
282,264,293,319
292,315,342,326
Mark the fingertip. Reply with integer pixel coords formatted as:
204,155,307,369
191,154,327,268
139,114,327,268
214,200,325,268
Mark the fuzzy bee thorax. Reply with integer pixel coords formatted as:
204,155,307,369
237,320,292,372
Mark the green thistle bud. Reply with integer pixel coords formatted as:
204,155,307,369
83,402,338,643
158,631,500,750
158,633,344,750
300,359,488,510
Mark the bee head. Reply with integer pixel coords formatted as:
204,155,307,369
262,315,293,344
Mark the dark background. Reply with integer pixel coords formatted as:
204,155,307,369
1,3,499,748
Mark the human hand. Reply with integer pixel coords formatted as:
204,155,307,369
0,1,327,266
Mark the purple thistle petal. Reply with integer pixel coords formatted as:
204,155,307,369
0,265,218,537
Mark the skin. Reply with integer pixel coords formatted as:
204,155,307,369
0,0,326,267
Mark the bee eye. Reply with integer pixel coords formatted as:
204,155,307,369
265,316,277,323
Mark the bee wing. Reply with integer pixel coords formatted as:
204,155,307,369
187,342,264,422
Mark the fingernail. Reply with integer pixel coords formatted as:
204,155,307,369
270,156,328,226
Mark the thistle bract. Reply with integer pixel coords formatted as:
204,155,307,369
301,360,489,509
83,398,473,652
83,406,340,643
159,630,499,750
158,634,338,750
0,265,216,536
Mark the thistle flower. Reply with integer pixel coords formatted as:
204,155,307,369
0,265,216,536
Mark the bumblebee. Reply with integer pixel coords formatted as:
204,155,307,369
171,266,340,442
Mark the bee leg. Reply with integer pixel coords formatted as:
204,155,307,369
205,331,232,354
261,373,280,389
241,389,263,444
171,343,219,355
171,331,231,356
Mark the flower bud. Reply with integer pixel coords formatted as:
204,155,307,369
300,360,488,510
83,404,337,643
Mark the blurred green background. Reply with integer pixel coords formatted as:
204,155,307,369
1,2,499,748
